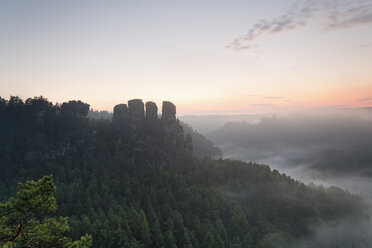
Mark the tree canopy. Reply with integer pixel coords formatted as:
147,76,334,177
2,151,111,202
0,176,92,248
0,96,368,248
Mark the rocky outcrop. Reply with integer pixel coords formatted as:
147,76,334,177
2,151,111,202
161,101,178,141
113,104,128,118
113,104,129,129
61,100,90,118
162,101,176,122
145,101,158,121
128,99,145,133
145,101,161,136
112,99,193,165
160,101,193,164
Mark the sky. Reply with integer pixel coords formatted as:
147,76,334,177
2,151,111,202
0,0,371,115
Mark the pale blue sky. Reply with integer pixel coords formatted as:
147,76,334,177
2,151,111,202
1,0,371,114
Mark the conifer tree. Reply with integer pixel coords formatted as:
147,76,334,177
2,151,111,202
0,176,92,248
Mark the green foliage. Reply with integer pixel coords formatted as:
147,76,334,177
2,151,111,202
0,96,367,248
0,176,92,248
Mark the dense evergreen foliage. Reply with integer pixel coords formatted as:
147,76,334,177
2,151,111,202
0,96,367,248
0,175,92,248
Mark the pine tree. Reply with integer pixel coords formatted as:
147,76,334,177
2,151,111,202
0,175,92,248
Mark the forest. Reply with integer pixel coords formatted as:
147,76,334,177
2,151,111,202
0,96,369,248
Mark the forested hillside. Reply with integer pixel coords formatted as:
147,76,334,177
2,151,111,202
181,122,222,158
0,96,367,248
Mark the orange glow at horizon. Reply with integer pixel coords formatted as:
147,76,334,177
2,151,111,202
174,84,372,115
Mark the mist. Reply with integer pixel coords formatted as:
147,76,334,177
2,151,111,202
179,114,262,134
289,213,372,248
202,109,371,188
186,109,372,247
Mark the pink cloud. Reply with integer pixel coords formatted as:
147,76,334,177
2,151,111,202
227,0,372,51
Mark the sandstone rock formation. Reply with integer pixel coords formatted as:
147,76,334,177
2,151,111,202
161,101,176,122
145,101,158,120
113,104,128,118
112,99,193,165
60,100,90,118
113,104,129,129
128,99,144,133
161,101,178,141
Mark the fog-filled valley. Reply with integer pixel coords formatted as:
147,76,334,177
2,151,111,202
202,109,372,195
181,109,372,247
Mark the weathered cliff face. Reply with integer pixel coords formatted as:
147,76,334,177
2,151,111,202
161,101,178,143
145,101,158,121
113,104,129,129
113,104,128,118
159,101,192,163
161,101,176,122
112,99,193,165
145,101,160,133
60,100,90,118
128,99,145,133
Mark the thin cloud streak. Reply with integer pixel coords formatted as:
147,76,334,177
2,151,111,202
263,96,287,99
245,94,287,100
326,3,372,29
227,0,372,51
360,43,371,48
358,96,372,102
249,103,276,107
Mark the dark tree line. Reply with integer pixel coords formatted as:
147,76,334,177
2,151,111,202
0,96,367,248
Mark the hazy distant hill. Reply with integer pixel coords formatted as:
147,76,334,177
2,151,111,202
88,109,112,119
180,108,372,135
207,113,372,195
179,114,262,134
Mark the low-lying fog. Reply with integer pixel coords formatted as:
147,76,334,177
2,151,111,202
202,109,372,195
185,108,372,247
